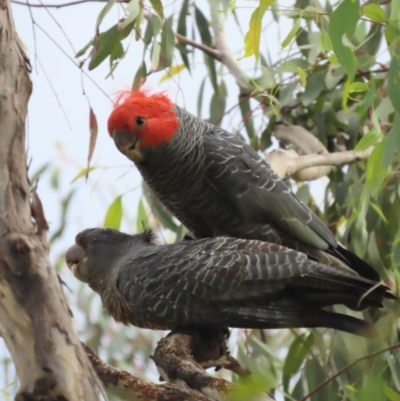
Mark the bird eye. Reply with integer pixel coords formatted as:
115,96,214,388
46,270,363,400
135,117,145,127
90,237,99,244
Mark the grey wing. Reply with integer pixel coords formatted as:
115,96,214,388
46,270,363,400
115,239,384,329
203,128,337,250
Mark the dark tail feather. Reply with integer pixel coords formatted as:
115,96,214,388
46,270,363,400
225,307,378,338
329,245,380,282
314,310,378,338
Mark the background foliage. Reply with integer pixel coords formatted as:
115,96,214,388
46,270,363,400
3,0,400,400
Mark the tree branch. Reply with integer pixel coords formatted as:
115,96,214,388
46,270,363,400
83,343,213,401
208,1,254,93
0,0,102,399
175,33,221,61
266,125,373,181
152,331,273,401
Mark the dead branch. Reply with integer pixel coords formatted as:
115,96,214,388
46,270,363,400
265,125,373,180
83,343,213,401
0,0,102,399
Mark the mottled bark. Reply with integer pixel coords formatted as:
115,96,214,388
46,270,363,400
0,0,101,399
153,332,273,401
84,343,215,401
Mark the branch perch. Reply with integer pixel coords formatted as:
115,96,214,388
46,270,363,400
266,125,374,181
83,343,213,401
152,331,273,401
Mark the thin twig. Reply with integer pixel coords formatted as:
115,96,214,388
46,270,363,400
34,22,110,101
299,342,400,401
175,33,221,61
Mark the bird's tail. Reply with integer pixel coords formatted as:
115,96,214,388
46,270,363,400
309,309,378,338
225,307,378,338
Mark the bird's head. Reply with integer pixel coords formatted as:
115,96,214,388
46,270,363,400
107,90,180,163
65,228,155,289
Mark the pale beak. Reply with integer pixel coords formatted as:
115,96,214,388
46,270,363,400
65,244,90,283
113,129,145,163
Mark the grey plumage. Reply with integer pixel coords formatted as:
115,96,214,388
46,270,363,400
65,228,396,337
129,105,379,280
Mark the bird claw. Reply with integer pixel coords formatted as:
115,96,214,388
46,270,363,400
199,355,250,378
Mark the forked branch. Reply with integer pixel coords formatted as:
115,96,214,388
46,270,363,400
266,125,374,180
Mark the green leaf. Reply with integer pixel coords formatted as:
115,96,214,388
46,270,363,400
142,182,178,232
110,41,124,65
243,0,275,59
283,333,314,392
158,64,186,83
132,61,147,90
178,0,189,37
194,6,218,91
76,39,93,58
95,0,116,31
329,0,359,81
371,108,382,136
285,63,307,87
384,383,400,401
205,56,218,93
90,27,118,70
89,22,134,70
384,112,400,163
177,0,190,71
388,56,400,115
151,41,161,71
30,163,49,184
345,384,357,392
227,373,268,401
385,23,397,44
175,224,187,242
49,190,75,243
104,196,123,230
119,0,140,31
365,138,388,195
136,198,149,233
149,0,163,18
302,70,325,106
194,6,212,46
281,17,301,49
363,4,387,23
197,76,207,117
209,81,227,125
348,82,369,93
159,21,175,69
150,13,162,37
70,167,95,184
320,29,333,52
354,130,381,151
239,96,255,139
143,19,154,46
369,201,388,223
360,22,383,57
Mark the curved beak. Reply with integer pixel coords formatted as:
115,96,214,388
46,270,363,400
65,244,90,283
112,129,144,162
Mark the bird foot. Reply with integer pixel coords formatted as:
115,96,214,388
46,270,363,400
199,354,250,377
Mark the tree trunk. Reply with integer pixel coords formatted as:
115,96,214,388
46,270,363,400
0,1,102,399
